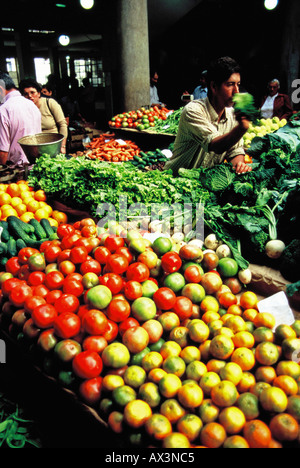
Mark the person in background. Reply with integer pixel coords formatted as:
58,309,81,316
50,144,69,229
165,56,251,176
260,79,293,120
192,70,208,100
19,78,68,154
0,72,41,166
150,70,166,107
41,83,54,97
79,77,96,125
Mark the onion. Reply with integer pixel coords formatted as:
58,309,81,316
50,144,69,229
265,239,286,259
216,244,232,259
188,238,204,249
238,268,252,284
204,233,220,250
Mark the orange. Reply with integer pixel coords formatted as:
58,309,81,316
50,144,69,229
273,375,298,396
1,207,17,219
237,371,256,393
224,315,246,333
162,432,191,448
162,355,186,377
138,382,161,408
242,308,258,322
211,380,238,407
198,340,211,361
223,435,250,448
176,413,203,442
124,365,146,389
275,324,297,343
220,362,243,386
291,320,300,338
34,189,47,202
0,183,7,192
187,319,210,343
20,212,35,222
287,395,300,422
200,422,227,448
269,413,299,442
144,413,172,441
282,337,300,361
253,326,274,344
102,374,124,392
198,398,219,423
199,372,221,396
232,330,255,349
208,319,224,336
220,313,234,323
236,392,260,420
26,199,40,213
231,347,255,371
214,326,234,338
268,438,283,448
142,351,163,372
249,381,271,398
206,359,226,374
185,360,207,381
255,365,277,384
219,406,246,434
15,203,27,216
177,381,203,409
160,340,181,359
6,183,20,197
0,192,12,205
160,398,186,424
123,399,152,428
254,312,276,329
40,203,53,217
202,311,220,324
158,373,182,398
52,210,68,225
10,196,22,207
255,341,280,366
209,335,235,360
147,368,167,384
259,386,288,413
239,291,258,310
169,326,189,348
276,360,300,380
34,208,50,221
180,345,201,364
243,419,272,448
200,295,219,314
226,304,243,316
48,217,58,228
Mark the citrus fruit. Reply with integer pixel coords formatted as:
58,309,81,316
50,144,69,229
198,398,220,423
176,413,203,442
160,398,186,424
243,419,272,448
219,406,246,434
200,422,227,448
144,414,172,441
231,347,256,371
236,392,260,420
269,413,299,441
158,373,182,398
123,399,152,428
211,380,238,407
259,386,288,413
209,335,235,360
255,341,280,366
177,382,204,409
162,432,191,448
220,362,243,385
239,291,258,310
223,435,250,448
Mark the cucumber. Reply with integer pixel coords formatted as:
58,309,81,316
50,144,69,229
39,218,54,237
0,228,10,243
29,218,47,240
7,237,17,257
0,242,8,256
16,239,27,251
0,257,8,267
6,216,40,248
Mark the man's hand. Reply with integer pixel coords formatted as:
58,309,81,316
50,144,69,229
235,111,251,132
231,155,252,174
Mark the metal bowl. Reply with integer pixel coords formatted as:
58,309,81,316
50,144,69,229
18,133,64,163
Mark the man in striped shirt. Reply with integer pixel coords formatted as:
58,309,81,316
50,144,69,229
165,57,251,175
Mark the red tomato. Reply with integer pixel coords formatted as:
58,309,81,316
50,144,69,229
39,240,52,253
79,376,103,405
183,265,202,283
31,284,49,298
17,264,30,281
99,273,124,295
172,296,193,321
45,289,63,305
57,224,75,239
60,233,82,250
9,283,32,308
123,280,143,301
23,318,40,340
106,298,131,322
161,251,182,273
153,287,177,310
18,247,39,265
118,317,140,337
106,253,129,275
69,246,88,264
115,246,134,264
72,350,103,379
5,257,21,276
53,312,81,339
104,235,125,253
24,295,47,314
66,272,83,282
82,309,108,335
122,326,149,354
93,246,111,264
63,277,84,297
82,335,107,354
44,245,62,263
102,319,118,342
1,277,23,297
126,262,150,282
81,225,97,238
31,303,58,329
44,270,65,290
80,258,101,276
142,319,163,344
57,249,71,264
74,236,99,254
54,293,80,314
27,271,46,287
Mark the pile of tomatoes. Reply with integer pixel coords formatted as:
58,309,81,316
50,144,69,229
108,105,171,131
0,219,300,449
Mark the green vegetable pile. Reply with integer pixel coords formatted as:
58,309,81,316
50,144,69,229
153,108,183,134
232,92,260,122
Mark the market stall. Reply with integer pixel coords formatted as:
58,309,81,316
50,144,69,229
0,101,300,449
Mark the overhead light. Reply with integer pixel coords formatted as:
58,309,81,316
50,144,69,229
58,34,70,46
56,3,66,7
264,0,278,10
80,0,94,9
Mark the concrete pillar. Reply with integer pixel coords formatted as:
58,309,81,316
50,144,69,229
14,28,35,79
116,0,150,111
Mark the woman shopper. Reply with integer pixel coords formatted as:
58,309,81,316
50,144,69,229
19,79,68,153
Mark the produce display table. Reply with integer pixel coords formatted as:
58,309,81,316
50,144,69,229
112,127,175,152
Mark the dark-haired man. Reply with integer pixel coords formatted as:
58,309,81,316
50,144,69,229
165,56,251,175
0,72,41,165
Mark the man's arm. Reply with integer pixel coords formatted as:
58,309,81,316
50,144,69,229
0,151,8,165
208,117,250,154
